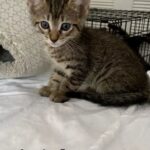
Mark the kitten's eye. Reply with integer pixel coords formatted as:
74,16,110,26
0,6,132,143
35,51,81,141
61,23,72,31
40,21,49,29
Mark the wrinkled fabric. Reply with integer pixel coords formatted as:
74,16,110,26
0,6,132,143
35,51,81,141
0,72,150,150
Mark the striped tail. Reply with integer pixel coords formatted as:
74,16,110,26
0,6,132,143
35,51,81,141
66,91,148,106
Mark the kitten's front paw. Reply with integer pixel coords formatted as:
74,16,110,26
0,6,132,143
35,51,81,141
39,86,51,97
49,92,69,103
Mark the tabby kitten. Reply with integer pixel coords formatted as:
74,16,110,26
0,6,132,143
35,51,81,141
28,0,149,106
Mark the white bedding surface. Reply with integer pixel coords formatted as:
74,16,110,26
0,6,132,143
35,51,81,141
0,72,150,150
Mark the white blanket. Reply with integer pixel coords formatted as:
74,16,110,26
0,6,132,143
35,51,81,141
0,71,150,150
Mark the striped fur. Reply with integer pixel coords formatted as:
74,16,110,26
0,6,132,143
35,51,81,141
66,91,148,106
28,0,149,105
48,0,69,19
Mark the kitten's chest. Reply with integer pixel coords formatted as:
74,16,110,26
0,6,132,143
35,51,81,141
49,51,71,76
50,56,66,70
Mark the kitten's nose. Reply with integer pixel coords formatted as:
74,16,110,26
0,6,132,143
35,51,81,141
51,39,58,43
50,31,59,43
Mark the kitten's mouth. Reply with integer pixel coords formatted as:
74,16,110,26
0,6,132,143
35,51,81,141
46,39,66,48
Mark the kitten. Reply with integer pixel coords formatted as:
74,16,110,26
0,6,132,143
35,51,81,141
108,24,150,71
27,0,149,106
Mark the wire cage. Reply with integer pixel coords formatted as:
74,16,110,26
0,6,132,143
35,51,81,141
86,8,150,71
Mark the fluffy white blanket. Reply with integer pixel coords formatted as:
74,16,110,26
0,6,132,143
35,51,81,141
0,0,51,78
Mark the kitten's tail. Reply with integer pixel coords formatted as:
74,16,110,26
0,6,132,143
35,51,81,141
66,91,148,106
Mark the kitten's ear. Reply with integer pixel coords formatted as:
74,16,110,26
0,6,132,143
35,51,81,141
75,0,91,8
70,0,91,18
27,0,42,7
27,0,46,7
27,0,47,12
27,0,48,17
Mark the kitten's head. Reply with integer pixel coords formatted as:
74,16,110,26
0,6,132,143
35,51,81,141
27,0,90,48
